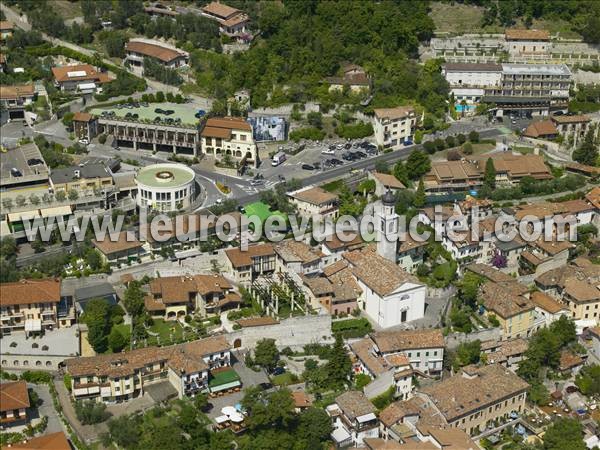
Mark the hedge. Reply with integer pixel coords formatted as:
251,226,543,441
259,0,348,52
332,317,372,338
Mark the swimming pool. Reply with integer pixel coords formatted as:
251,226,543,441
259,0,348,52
455,104,476,113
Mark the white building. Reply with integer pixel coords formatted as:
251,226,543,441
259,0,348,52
372,106,416,150
505,29,551,56
124,40,188,70
287,186,339,221
200,117,258,168
327,391,379,448
135,163,196,212
371,329,445,376
343,246,426,329
442,63,502,104
275,240,323,276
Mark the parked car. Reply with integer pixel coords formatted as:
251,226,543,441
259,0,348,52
330,158,343,166
302,164,315,170
272,367,285,376
355,151,367,159
321,148,335,155
237,205,246,213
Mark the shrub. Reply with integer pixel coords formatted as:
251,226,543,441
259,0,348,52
74,400,110,425
98,134,107,144
445,135,456,148
19,371,52,384
462,142,473,154
335,122,374,139
423,141,436,154
289,127,326,142
63,374,72,392
434,138,446,151
468,131,480,143
332,317,372,338
447,149,461,161
456,134,466,145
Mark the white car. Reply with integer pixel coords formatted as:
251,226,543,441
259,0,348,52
321,148,335,155
78,138,89,145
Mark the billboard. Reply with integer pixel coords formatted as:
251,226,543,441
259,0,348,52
247,116,288,142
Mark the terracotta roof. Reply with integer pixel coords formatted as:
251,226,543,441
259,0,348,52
565,162,600,176
73,111,93,122
335,390,375,420
372,329,444,353
371,172,406,189
477,153,552,179
203,116,251,132
587,186,600,209
221,13,249,27
344,245,420,297
532,238,574,256
551,114,590,124
225,243,275,268
421,427,479,450
0,84,35,100
149,274,232,303
480,281,534,319
379,395,446,429
363,438,406,450
530,291,567,314
350,338,387,376
505,29,550,41
275,240,323,265
322,232,365,252
427,160,481,183
201,126,231,139
397,234,428,253
125,41,186,63
559,350,584,371
0,381,30,412
65,336,229,378
292,391,312,408
235,316,279,328
322,259,349,277
51,64,112,84
374,106,415,121
563,277,599,303
201,1,241,19
559,199,595,215
3,432,71,450
524,120,557,138
0,21,14,31
589,327,600,339
485,338,528,365
144,295,166,311
0,279,60,307
420,364,529,423
289,186,338,206
92,231,142,256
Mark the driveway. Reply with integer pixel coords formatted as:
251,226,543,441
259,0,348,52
26,383,63,435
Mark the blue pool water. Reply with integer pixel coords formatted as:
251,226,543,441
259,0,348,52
455,104,476,113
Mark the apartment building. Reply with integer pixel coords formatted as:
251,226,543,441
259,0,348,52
0,279,75,336
505,29,551,56
0,84,36,120
327,391,379,447
200,117,258,167
51,64,112,94
370,329,445,376
420,364,529,435
0,381,29,427
535,262,600,323
343,246,426,329
551,114,592,143
200,1,250,39
484,63,571,115
287,186,339,220
481,338,528,370
372,107,417,150
224,243,276,285
480,281,536,339
424,153,552,195
144,274,240,319
125,40,188,70
530,291,570,327
65,336,233,402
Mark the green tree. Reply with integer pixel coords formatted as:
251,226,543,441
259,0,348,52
575,364,600,396
108,327,128,353
68,190,79,201
406,150,431,180
542,418,586,450
357,179,375,196
453,340,481,370
61,112,75,129
296,407,332,449
323,335,351,389
414,178,426,208
123,281,146,317
393,161,409,187
528,382,550,406
86,249,102,271
468,131,479,143
483,158,496,190
572,127,599,166
82,299,112,353
254,338,279,372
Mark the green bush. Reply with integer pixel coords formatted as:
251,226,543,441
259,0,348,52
289,127,326,142
332,317,372,338
20,371,52,384
335,122,374,139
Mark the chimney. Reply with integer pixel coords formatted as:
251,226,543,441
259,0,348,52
74,169,81,179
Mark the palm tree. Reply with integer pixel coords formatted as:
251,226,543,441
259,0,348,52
460,99,468,118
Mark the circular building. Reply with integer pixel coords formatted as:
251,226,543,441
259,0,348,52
135,163,196,212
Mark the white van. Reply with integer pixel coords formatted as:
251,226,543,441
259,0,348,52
272,151,287,166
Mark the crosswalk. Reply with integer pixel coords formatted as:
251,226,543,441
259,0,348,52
236,180,279,194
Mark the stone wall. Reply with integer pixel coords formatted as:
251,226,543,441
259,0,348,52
226,314,334,351
445,327,501,350
0,353,65,372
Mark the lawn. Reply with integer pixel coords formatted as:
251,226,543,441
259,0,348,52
209,368,241,389
271,372,298,386
429,1,502,34
433,142,495,161
112,324,131,341
148,319,184,344
322,179,344,193
244,201,287,226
